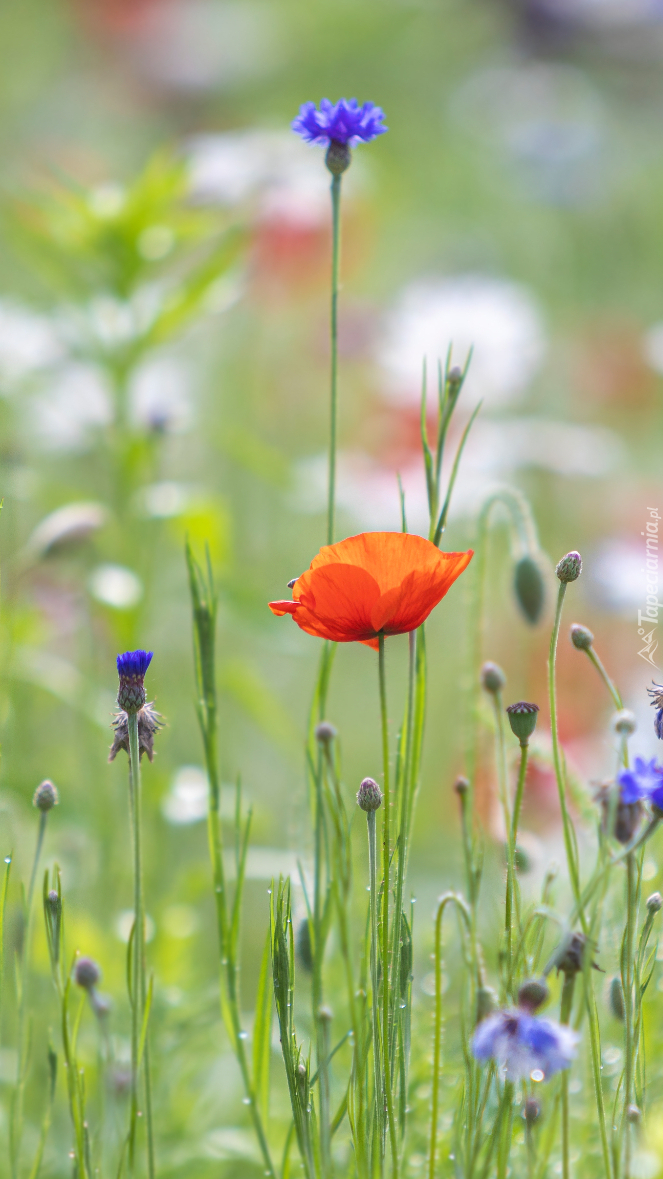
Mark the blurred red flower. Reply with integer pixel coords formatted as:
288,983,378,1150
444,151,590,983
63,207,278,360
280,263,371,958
269,531,473,648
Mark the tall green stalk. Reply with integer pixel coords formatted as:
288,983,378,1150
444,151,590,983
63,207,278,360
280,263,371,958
378,634,399,1177
327,173,341,548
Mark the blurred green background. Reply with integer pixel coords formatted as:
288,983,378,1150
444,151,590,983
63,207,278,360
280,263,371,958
1,0,663,1173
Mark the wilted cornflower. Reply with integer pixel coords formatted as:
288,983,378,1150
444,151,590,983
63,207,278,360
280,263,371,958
648,682,663,739
109,702,164,763
472,1008,578,1081
111,649,163,762
618,756,663,813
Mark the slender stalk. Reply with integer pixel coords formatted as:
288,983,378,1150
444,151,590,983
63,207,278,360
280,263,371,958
327,173,341,547
127,712,154,1177
506,744,529,992
548,584,583,917
368,809,382,1148
11,812,49,1179
585,647,623,712
559,974,575,1179
429,894,471,1179
623,852,636,1179
378,635,399,1177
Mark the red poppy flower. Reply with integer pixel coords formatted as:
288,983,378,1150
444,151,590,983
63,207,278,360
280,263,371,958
269,532,473,649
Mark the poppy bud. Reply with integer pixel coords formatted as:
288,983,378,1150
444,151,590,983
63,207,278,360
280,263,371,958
514,556,545,624
570,623,593,651
518,978,549,1012
612,710,636,736
506,701,539,746
317,1004,333,1023
74,957,101,991
609,976,625,1021
556,552,582,584
454,776,469,796
647,891,662,913
357,778,383,812
325,140,352,175
476,985,498,1022
33,780,59,812
481,662,506,694
524,1097,541,1126
315,721,337,746
627,1104,641,1124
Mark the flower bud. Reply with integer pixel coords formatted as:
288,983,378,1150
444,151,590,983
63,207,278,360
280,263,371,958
447,366,464,395
514,556,545,624
647,891,662,913
518,977,549,1012
476,985,498,1022
612,710,636,736
524,1097,541,1126
627,1104,641,1124
314,721,337,746
481,662,506,694
357,778,383,812
74,957,101,991
33,780,59,812
317,1004,333,1023
325,140,351,174
46,889,60,916
506,701,540,746
116,650,152,714
556,552,582,584
570,623,593,651
609,976,625,1021
554,931,600,976
454,776,469,796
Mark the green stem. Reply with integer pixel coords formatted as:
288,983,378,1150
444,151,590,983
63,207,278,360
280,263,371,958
548,584,583,919
559,974,575,1179
585,648,623,712
368,809,383,1149
127,712,153,1176
624,852,636,1179
378,635,399,1178
428,894,471,1179
506,744,529,993
327,173,341,547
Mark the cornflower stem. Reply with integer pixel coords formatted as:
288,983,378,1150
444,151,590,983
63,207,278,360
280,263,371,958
378,634,399,1178
623,851,636,1179
327,172,341,547
10,812,48,1179
127,712,155,1178
506,743,529,994
490,691,512,984
314,745,330,1175
548,584,584,920
559,974,576,1179
429,894,471,1179
367,809,383,1147
585,647,623,712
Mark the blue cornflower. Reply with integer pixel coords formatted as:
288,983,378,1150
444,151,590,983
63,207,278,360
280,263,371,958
648,682,663,740
472,1009,578,1082
116,649,153,714
618,757,663,807
292,98,387,148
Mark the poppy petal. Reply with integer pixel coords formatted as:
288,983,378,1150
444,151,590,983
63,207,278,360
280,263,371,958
269,600,301,617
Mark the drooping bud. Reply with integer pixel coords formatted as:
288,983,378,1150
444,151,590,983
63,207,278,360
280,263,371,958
74,957,101,991
556,552,582,584
315,721,337,747
523,1097,541,1126
514,556,545,624
325,140,351,175
33,780,59,812
609,976,625,1021
570,623,593,651
612,710,636,736
357,778,383,813
518,977,549,1012
481,661,506,694
506,701,540,746
116,650,153,714
647,891,662,913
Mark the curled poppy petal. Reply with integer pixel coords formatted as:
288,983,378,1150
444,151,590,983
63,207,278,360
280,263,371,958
269,532,473,646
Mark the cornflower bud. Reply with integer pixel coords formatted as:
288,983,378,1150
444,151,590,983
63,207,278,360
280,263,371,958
627,1104,641,1124
517,978,549,1012
524,1097,541,1126
570,623,593,650
74,957,101,991
46,889,60,916
506,701,539,746
116,650,153,714
647,891,662,913
33,780,59,812
315,721,337,746
556,552,582,584
317,1004,333,1023
612,710,636,736
514,555,546,624
454,776,469,796
357,778,383,812
481,661,506,694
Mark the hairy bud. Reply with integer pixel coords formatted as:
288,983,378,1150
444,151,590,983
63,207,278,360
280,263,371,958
481,662,506,694
74,957,101,991
33,780,59,812
518,978,549,1013
357,778,383,812
314,721,337,746
647,891,662,913
570,623,593,651
556,552,582,584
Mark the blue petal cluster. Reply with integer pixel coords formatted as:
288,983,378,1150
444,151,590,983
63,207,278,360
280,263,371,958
618,756,663,809
648,682,663,740
116,650,153,680
472,1009,578,1082
292,99,387,147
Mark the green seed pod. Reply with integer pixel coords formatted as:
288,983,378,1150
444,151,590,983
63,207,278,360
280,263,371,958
514,555,546,624
506,701,540,746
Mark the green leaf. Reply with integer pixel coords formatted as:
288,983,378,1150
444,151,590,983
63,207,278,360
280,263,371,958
253,926,274,1123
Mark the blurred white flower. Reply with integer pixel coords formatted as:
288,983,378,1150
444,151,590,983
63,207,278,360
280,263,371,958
378,276,546,407
162,766,209,825
24,502,108,560
130,356,193,433
589,539,644,611
162,905,200,939
26,364,112,452
0,301,62,384
88,565,143,610
137,481,192,519
643,322,663,374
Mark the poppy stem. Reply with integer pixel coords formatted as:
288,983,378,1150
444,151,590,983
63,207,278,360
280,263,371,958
327,173,341,548
378,634,399,1178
